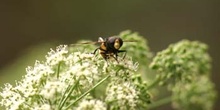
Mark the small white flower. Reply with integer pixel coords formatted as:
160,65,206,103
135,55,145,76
33,103,52,110
39,80,66,100
0,84,25,110
106,82,139,110
16,61,54,97
65,62,98,89
63,52,102,89
76,99,106,110
118,57,139,72
46,45,68,66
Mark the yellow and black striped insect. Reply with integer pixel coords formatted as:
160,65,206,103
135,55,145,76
93,36,126,62
73,36,136,62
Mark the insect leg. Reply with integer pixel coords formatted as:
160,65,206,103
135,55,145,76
112,53,119,63
92,47,99,54
118,50,127,59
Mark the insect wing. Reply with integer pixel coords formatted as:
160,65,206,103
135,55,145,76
98,37,105,42
123,39,138,42
70,41,99,46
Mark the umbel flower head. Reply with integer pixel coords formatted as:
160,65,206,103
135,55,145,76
0,31,152,110
150,40,211,85
171,76,217,110
149,39,217,110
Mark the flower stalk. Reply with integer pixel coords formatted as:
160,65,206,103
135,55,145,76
64,74,110,110
148,96,172,110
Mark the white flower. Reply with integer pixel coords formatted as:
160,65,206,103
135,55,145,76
118,57,139,71
0,84,25,110
15,61,54,97
63,52,102,89
76,99,106,110
46,45,68,66
105,82,139,110
33,103,52,110
39,80,66,100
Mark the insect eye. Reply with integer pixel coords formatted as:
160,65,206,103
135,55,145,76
114,39,121,49
105,37,123,50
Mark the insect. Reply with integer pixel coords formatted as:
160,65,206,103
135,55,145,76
73,36,136,62
93,36,126,63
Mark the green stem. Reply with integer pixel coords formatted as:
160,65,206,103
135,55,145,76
57,62,61,79
148,96,172,109
64,74,111,109
146,78,160,90
58,79,79,110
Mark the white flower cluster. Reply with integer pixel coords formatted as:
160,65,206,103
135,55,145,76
0,44,141,110
105,82,139,110
76,99,106,110
63,52,102,89
0,45,107,110
46,45,68,66
106,57,139,79
0,84,25,110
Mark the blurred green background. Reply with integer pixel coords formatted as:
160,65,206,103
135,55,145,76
0,0,219,110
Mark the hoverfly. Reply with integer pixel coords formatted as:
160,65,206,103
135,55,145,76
72,36,136,63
